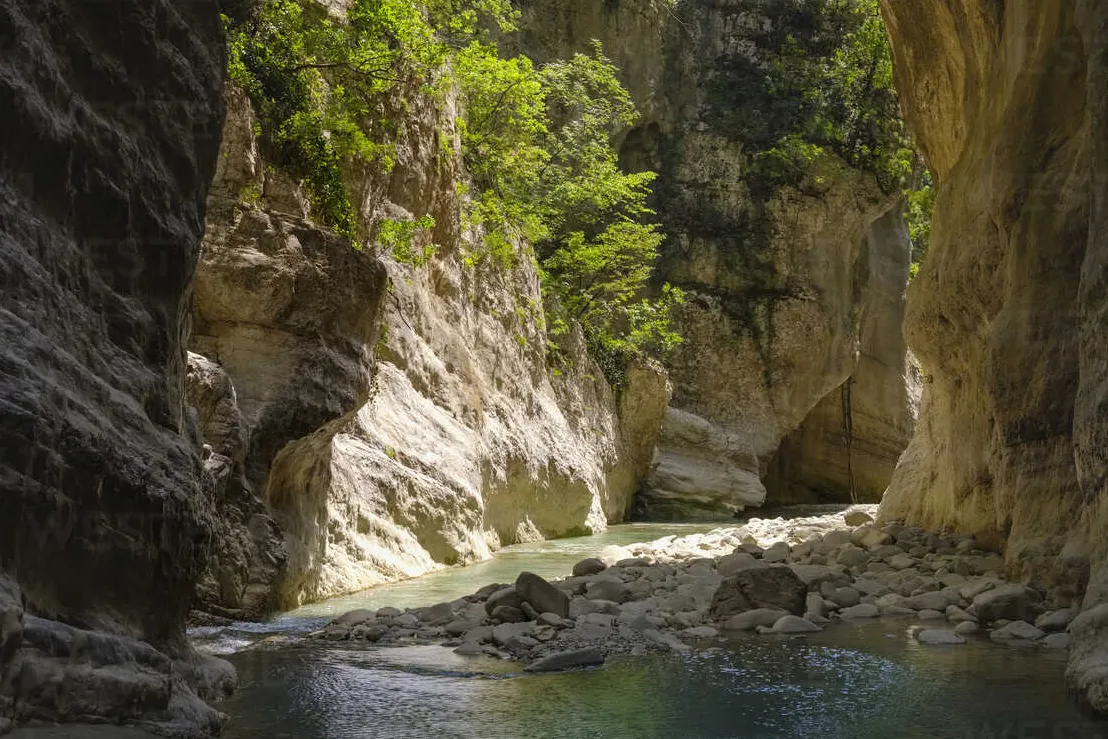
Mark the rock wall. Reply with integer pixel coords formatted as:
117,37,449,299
870,0,1108,713
191,80,669,610
514,0,918,518
0,0,231,734
765,209,921,504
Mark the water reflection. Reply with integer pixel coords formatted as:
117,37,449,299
220,620,1108,739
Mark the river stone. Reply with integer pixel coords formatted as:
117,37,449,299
489,606,527,623
492,622,534,646
918,609,945,621
444,620,481,637
332,609,376,627
965,554,1006,576
835,545,870,568
525,647,605,673
959,578,1002,601
839,604,879,619
515,572,570,618
917,629,966,645
462,625,494,644
945,606,976,623
907,590,957,611
584,578,631,604
722,608,788,631
1042,633,1072,650
393,613,420,628
773,615,821,634
485,587,523,616
990,621,1045,642
377,607,402,618
954,621,980,635
845,510,875,527
569,599,621,619
710,567,807,620
818,530,853,553
415,602,454,624
682,626,719,639
598,545,634,565
1035,608,1078,632
538,612,570,628
578,613,617,628
572,558,608,577
789,565,848,590
855,527,894,550
971,585,1038,623
644,629,691,653
806,593,825,617
717,552,766,577
762,542,791,563
829,587,861,608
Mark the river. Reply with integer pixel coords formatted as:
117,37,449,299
198,523,1108,739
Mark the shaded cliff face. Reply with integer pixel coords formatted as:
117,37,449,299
871,0,1108,713
190,80,669,609
876,0,1091,594
515,0,918,516
0,0,231,733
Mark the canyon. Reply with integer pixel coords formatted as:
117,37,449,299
2,0,1108,735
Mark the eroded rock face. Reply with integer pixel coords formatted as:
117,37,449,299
0,0,230,732
194,84,668,609
765,210,921,503
515,0,917,516
876,0,1094,591
870,0,1108,712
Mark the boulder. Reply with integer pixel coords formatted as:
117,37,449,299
1035,608,1077,632
525,647,606,673
485,587,523,617
515,573,570,619
971,585,1038,623
584,578,631,604
572,558,608,577
710,567,807,620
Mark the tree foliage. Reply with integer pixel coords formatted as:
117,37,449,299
225,2,679,384
456,42,683,383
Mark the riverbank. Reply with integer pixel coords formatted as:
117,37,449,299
303,505,1075,669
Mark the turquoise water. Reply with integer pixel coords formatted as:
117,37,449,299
203,521,1108,739
219,621,1106,739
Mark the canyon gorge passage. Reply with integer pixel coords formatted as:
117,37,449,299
1,0,1107,737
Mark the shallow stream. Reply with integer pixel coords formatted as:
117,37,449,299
199,523,1108,739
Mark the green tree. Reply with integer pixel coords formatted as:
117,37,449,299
456,42,682,383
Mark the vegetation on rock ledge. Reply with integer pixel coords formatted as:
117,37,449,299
224,0,681,386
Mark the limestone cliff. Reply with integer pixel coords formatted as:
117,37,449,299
0,0,230,734
190,78,669,610
514,0,919,517
869,0,1108,713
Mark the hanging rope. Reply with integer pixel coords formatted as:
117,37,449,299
842,376,858,505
